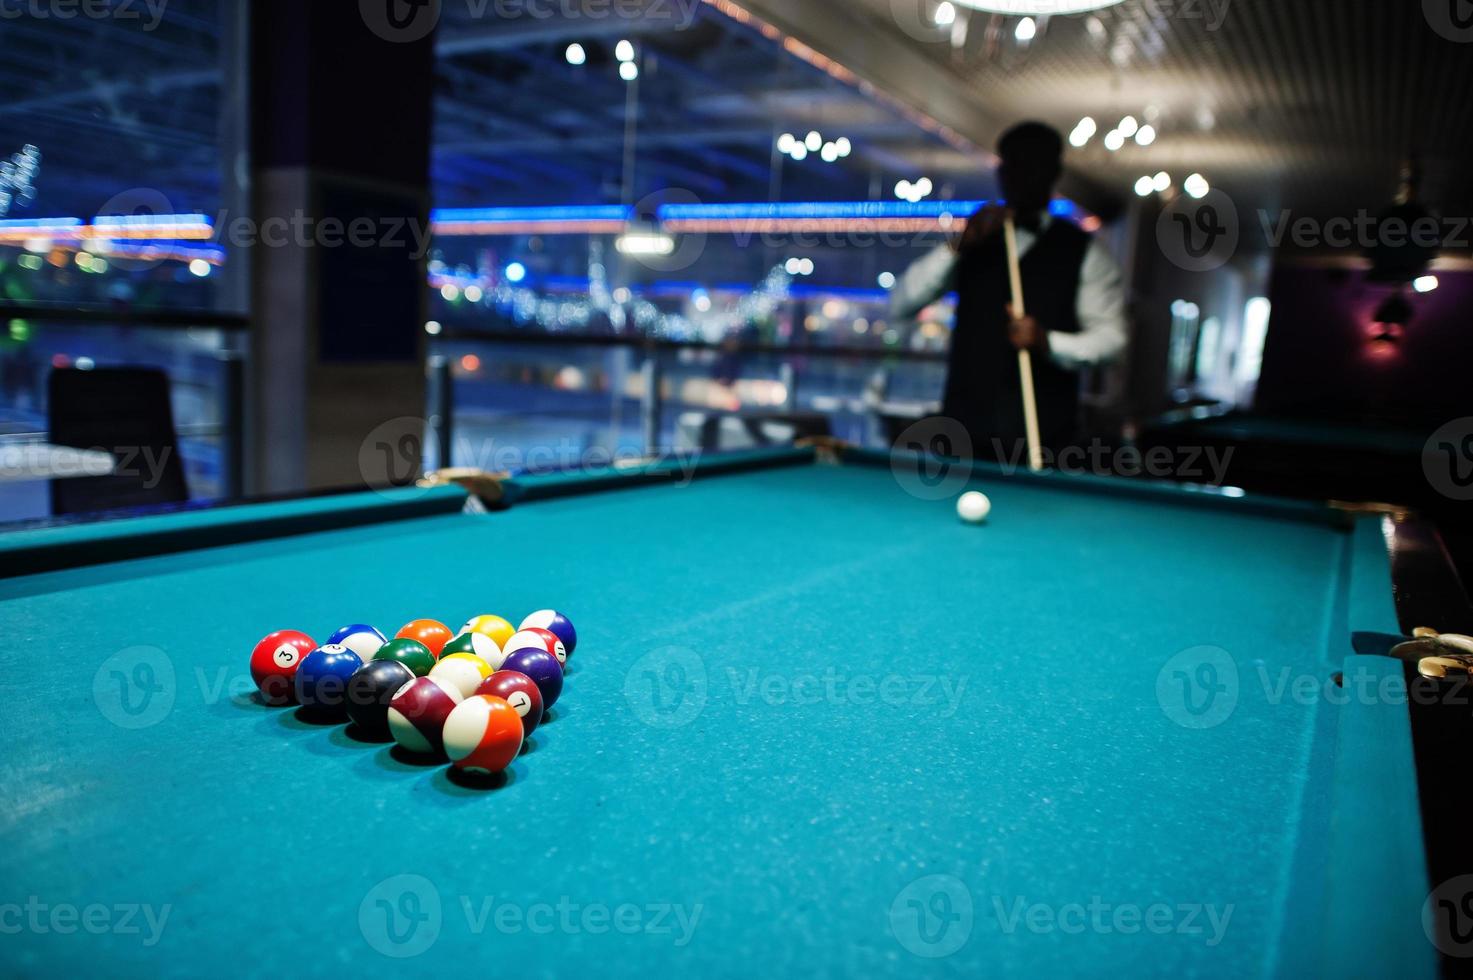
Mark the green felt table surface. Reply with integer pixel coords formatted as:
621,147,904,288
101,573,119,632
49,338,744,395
0,452,1434,977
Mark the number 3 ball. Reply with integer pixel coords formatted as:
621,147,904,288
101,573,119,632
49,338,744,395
249,630,317,705
346,659,416,740
520,610,577,657
502,628,567,668
499,649,563,709
387,676,464,755
443,695,524,775
476,669,544,736
294,644,363,712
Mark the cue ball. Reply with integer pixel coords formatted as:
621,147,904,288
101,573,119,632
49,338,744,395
957,491,992,524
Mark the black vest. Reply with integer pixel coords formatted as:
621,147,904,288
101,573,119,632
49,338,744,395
943,219,1091,459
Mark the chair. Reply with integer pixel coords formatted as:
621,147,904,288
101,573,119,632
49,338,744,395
48,367,189,516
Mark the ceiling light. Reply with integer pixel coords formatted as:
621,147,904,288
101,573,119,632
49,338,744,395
805,131,823,152
821,143,840,163
1183,173,1208,198
1014,16,1037,41
777,133,796,154
619,61,639,81
878,271,897,289
1413,275,1439,293
1152,171,1172,192
895,180,913,200
915,177,934,196
834,137,852,157
1117,115,1139,138
1134,176,1154,196
565,44,586,66
935,1,957,26
949,1,1125,11
615,40,636,62
790,144,808,161
1135,124,1156,146
616,231,676,256
1103,130,1125,151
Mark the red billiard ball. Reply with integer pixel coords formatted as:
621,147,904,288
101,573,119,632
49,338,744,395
387,676,463,755
396,619,454,657
502,627,567,668
249,630,317,705
476,669,544,736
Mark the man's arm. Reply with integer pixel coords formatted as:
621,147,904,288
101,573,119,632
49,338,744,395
889,243,959,321
1048,239,1128,368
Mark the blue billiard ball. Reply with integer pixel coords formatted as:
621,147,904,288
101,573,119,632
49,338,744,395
327,624,388,662
294,645,364,710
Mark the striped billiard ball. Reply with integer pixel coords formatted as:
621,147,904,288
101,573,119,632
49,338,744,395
519,610,577,658
439,631,505,670
502,628,567,668
443,696,524,776
429,652,494,699
327,624,388,663
387,676,463,755
460,614,516,651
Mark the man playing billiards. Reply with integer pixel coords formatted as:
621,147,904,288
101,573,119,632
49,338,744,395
890,121,1128,461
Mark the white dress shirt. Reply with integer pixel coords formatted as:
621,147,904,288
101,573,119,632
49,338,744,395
889,215,1128,369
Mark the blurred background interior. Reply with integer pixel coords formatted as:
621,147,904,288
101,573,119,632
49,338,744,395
0,0,1468,574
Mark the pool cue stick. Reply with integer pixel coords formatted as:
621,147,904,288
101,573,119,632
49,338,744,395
1003,216,1044,472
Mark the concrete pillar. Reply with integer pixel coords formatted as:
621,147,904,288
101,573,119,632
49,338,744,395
246,4,436,494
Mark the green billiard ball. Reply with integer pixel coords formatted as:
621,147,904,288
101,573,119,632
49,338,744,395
439,631,504,670
372,638,436,677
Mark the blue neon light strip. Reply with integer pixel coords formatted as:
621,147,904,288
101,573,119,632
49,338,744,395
0,217,82,230
432,206,634,224
92,212,213,228
657,201,990,221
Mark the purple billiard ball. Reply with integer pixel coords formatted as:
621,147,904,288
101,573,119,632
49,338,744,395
499,649,563,709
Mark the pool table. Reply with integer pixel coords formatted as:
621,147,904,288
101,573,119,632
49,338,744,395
0,445,1459,977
